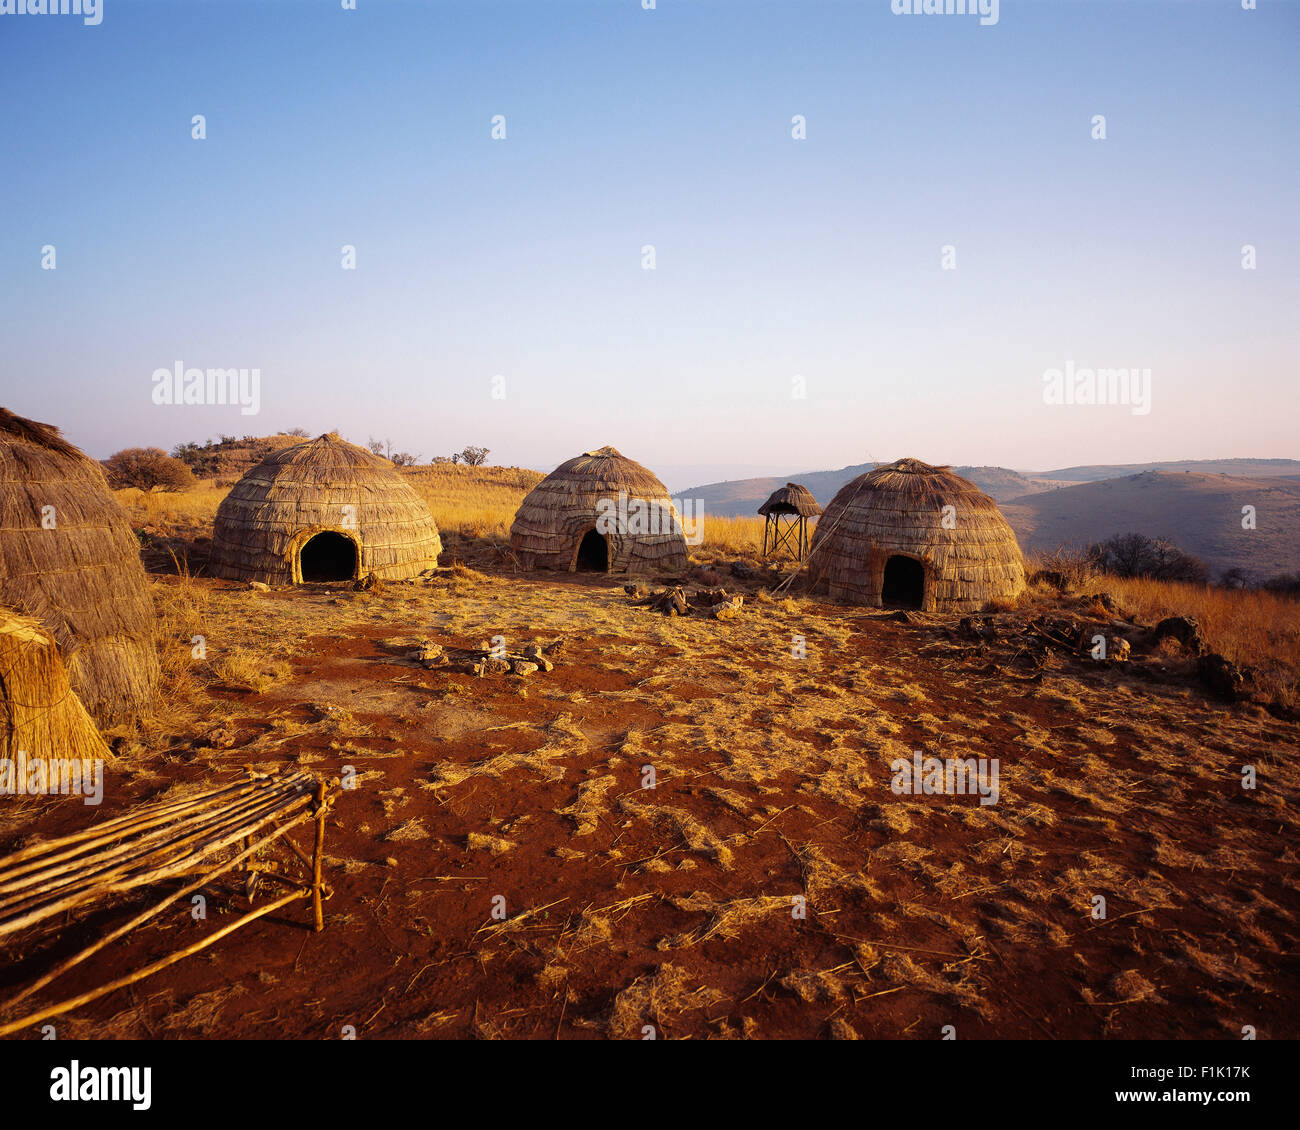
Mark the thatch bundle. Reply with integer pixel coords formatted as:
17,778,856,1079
209,434,442,584
0,607,109,762
758,483,822,518
0,408,158,725
509,446,688,573
803,458,1025,612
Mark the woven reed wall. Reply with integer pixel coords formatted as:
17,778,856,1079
0,409,159,726
509,447,688,574
805,458,1025,612
0,608,109,762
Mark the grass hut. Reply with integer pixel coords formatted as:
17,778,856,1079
0,607,109,763
758,483,822,561
0,408,158,725
509,446,689,573
804,458,1025,612
209,433,442,584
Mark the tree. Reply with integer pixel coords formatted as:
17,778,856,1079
368,437,420,466
1219,567,1248,590
284,427,310,438
458,445,490,466
104,448,198,492
1088,532,1208,584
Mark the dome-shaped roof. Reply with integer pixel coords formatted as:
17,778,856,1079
0,407,158,724
758,482,822,517
805,458,1024,612
210,434,441,584
510,445,688,573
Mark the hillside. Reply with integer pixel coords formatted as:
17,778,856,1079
1001,471,1300,582
1039,458,1300,483
682,464,1056,516
172,433,311,481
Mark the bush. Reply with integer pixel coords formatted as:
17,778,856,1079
104,448,198,493
1261,573,1300,596
1087,532,1208,584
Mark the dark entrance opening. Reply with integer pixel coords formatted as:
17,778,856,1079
575,529,608,572
881,555,924,609
300,532,358,582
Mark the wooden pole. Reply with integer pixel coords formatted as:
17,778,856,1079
0,889,307,1039
311,782,326,933
0,812,315,1013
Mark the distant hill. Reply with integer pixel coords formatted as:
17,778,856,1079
682,463,1058,516
681,458,1300,519
1040,458,1300,483
1001,471,1300,582
173,433,312,481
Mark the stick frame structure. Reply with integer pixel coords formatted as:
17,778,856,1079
0,768,340,1037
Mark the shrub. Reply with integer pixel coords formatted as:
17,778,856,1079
1087,532,1207,584
104,448,198,493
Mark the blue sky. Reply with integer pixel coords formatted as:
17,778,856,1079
1,0,1296,488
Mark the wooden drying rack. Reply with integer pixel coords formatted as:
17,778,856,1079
0,768,340,1037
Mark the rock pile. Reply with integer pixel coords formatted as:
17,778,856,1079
629,585,744,620
407,640,561,677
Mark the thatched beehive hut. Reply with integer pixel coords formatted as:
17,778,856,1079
0,408,158,725
803,458,1025,612
209,434,442,584
509,446,688,573
0,607,109,762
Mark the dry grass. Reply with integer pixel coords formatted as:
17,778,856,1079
117,470,773,556
115,482,228,534
1105,576,1300,704
122,470,1300,710
403,464,543,540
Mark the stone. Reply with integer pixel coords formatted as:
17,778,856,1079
711,596,744,620
248,581,270,592
1154,616,1205,655
482,656,511,676
523,646,554,672
510,660,539,676
1197,653,1246,700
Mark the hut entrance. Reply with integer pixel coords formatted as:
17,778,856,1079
299,532,358,582
575,529,609,572
881,555,924,609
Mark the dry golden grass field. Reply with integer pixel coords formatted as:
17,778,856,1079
3,470,1296,1040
